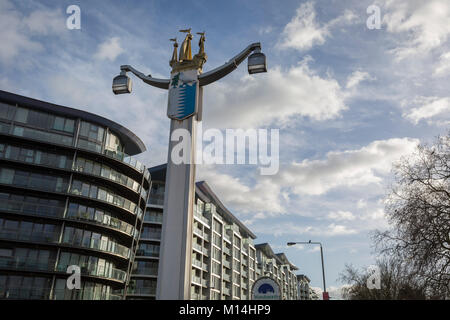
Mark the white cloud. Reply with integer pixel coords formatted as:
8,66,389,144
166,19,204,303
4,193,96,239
94,37,124,61
356,199,367,209
279,138,419,196
279,2,328,51
404,96,450,124
0,0,65,63
258,26,273,35
382,0,450,59
433,52,450,76
279,2,357,51
204,58,348,128
326,223,357,236
197,166,284,215
327,210,356,221
23,7,65,35
249,222,357,237
345,70,374,89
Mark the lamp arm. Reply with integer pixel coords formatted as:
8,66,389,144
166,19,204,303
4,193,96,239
120,65,170,90
198,42,262,87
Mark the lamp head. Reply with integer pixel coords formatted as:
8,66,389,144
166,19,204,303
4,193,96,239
112,72,132,95
287,242,296,246
248,48,267,74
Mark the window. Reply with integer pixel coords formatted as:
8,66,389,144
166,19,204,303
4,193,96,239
82,231,91,247
78,121,105,153
91,233,101,249
213,219,222,234
4,220,19,230
53,117,65,131
0,248,13,257
64,119,75,133
14,107,28,123
63,227,74,244
0,168,14,184
0,102,16,121
105,132,123,152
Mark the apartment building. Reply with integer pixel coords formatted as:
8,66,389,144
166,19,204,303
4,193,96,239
0,90,150,300
127,164,300,300
297,274,311,300
255,244,299,300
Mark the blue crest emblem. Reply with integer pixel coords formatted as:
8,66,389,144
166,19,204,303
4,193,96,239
168,71,198,120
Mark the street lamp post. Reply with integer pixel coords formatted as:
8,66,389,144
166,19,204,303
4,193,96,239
287,241,329,300
113,29,267,299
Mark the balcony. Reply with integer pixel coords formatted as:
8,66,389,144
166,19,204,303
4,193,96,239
0,257,55,273
192,275,202,285
193,227,203,238
0,229,60,245
192,243,203,253
191,292,200,300
0,287,123,300
194,210,210,225
126,286,156,296
103,149,146,173
192,259,202,269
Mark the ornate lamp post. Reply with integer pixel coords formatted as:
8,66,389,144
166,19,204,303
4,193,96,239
113,29,267,299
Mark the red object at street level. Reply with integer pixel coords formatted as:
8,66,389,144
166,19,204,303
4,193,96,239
323,292,330,300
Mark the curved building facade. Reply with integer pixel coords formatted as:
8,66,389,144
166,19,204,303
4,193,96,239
0,90,150,300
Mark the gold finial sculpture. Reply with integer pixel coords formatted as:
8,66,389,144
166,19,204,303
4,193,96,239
179,28,193,61
170,28,207,73
197,32,205,55
170,38,178,67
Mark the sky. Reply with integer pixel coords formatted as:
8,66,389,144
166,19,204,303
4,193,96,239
1,0,449,299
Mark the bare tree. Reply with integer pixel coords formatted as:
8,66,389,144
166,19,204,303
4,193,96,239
374,133,450,299
339,257,427,300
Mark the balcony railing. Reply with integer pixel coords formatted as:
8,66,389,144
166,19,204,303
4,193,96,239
191,275,202,285
0,229,60,244
193,227,203,238
130,267,158,277
126,287,156,295
0,257,56,272
0,199,65,219
103,149,145,173
191,292,200,300
192,243,203,253
0,287,123,300
192,259,202,269
194,210,210,225
60,236,130,260
55,263,127,282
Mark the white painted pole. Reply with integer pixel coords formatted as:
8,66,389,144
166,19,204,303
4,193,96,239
156,84,199,300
